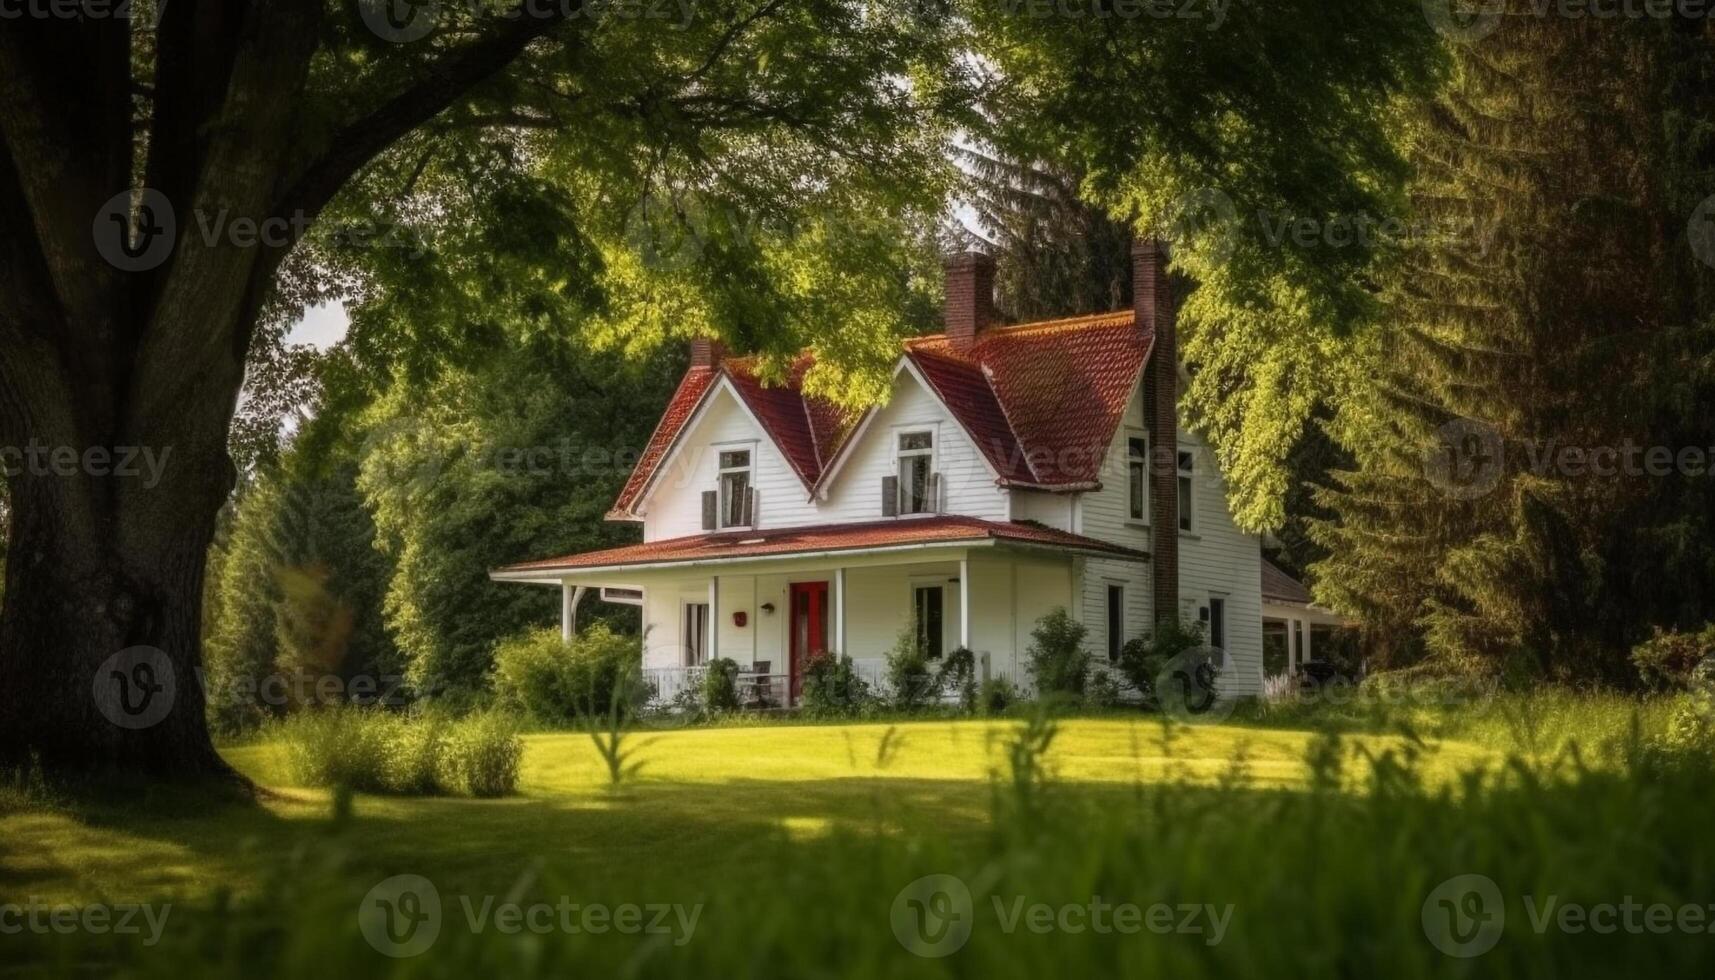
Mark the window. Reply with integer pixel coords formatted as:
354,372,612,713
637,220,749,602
1127,436,1148,522
718,449,752,528
913,584,944,659
684,602,710,666
1106,585,1125,661
897,431,935,515
1208,596,1226,652
1177,450,1195,532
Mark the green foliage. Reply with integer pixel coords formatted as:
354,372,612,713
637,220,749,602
1023,608,1091,699
202,458,400,735
967,0,1438,532
883,627,939,710
355,344,673,700
979,676,1019,716
275,708,520,798
493,624,641,723
801,652,874,717
1631,626,1715,692
702,658,742,713
1116,618,1208,702
436,712,526,799
1313,22,1715,676
937,647,979,714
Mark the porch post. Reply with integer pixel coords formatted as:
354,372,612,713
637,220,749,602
1288,618,1301,675
1302,619,1314,666
834,567,847,656
709,576,720,660
958,556,970,650
561,584,586,642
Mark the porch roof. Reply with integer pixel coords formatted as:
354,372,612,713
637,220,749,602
491,516,1146,578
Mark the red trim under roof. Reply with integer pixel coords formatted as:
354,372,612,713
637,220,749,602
495,516,1146,574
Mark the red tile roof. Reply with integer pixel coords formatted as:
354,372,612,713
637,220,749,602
904,311,1149,488
607,309,1154,517
496,516,1147,574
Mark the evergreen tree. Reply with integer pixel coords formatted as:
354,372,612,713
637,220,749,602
1314,15,1715,677
955,147,1133,322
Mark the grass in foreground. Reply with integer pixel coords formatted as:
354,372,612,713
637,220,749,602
3,703,1712,978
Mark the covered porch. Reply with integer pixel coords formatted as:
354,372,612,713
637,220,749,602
1260,558,1354,681
491,517,1145,708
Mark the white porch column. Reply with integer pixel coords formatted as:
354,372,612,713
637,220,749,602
561,584,586,641
958,557,970,651
1288,618,1301,674
708,576,720,660
834,567,847,656
1302,619,1314,665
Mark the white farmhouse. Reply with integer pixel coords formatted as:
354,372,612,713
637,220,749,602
493,242,1307,703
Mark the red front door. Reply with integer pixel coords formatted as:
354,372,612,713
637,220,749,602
788,581,829,704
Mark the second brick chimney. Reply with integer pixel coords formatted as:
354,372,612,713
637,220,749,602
689,335,726,369
943,251,996,352
1135,238,1180,625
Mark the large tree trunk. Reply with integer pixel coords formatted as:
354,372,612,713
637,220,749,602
0,466,233,778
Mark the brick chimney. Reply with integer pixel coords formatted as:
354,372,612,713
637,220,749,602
689,335,726,369
943,251,996,352
1135,238,1180,625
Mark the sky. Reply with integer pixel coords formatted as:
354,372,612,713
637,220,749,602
286,301,351,351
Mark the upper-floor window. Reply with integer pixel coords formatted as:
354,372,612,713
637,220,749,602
1127,435,1147,522
718,449,752,528
1177,450,1195,532
897,431,935,515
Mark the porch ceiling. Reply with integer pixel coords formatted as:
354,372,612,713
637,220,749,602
490,515,1146,582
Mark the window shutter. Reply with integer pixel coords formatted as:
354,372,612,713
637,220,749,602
881,475,898,517
701,490,717,531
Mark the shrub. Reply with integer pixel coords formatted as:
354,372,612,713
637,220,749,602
1024,608,1091,699
802,652,874,716
938,647,979,713
1630,625,1715,691
276,707,521,797
436,712,525,798
1085,669,1123,709
278,708,395,792
885,627,939,710
493,625,642,722
980,676,1018,715
703,657,741,712
1116,618,1207,703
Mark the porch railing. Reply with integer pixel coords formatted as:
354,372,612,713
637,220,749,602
640,658,888,709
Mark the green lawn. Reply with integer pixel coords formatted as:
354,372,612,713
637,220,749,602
5,717,1497,905
6,709,1711,978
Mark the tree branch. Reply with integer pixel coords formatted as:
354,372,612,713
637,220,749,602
274,5,587,229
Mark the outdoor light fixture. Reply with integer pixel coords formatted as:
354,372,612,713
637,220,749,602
760,602,776,614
